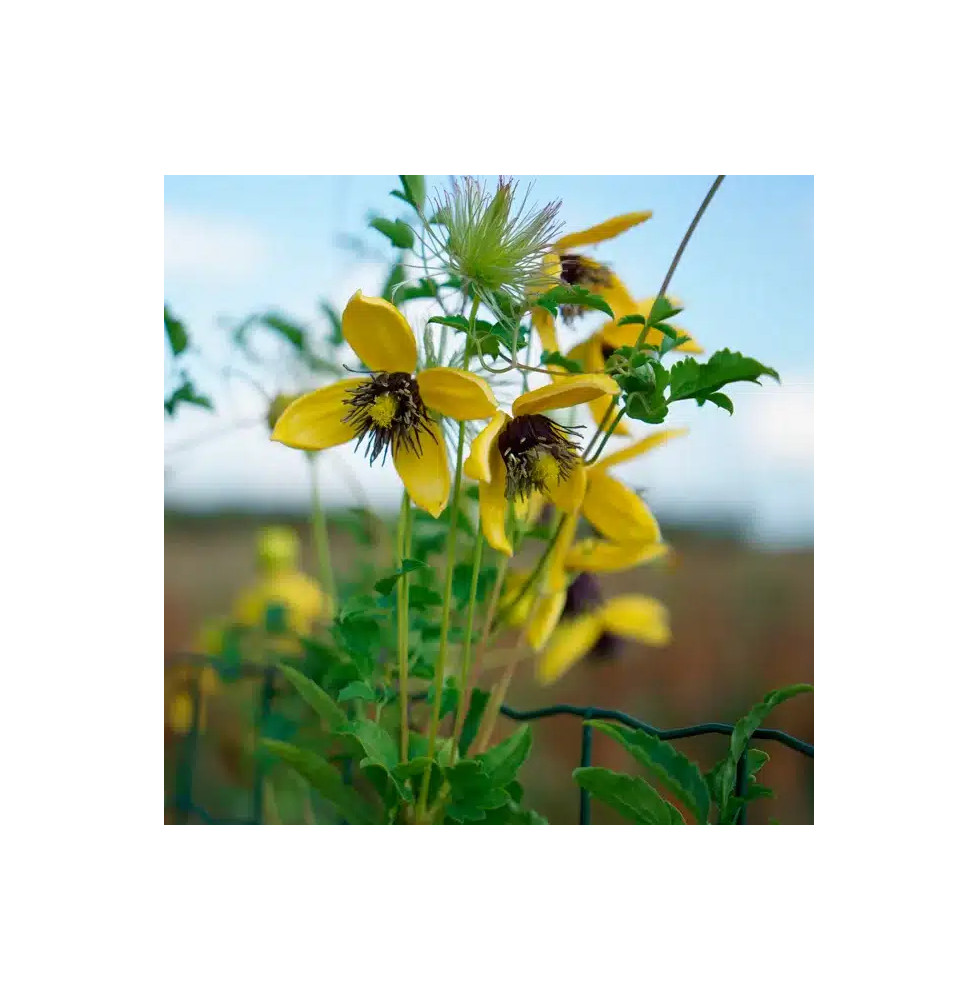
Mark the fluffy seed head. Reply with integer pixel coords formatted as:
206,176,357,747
428,176,562,301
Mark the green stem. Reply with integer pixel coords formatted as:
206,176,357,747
587,408,627,464
417,294,481,818
448,525,484,761
396,490,413,764
306,454,337,608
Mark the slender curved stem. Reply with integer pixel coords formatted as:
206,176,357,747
448,526,484,761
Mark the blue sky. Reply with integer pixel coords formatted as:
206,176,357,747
164,175,813,546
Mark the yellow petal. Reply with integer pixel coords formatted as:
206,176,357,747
270,379,366,451
416,368,498,420
533,306,559,354
526,590,568,652
600,596,671,645
342,289,418,373
394,421,450,518
527,252,563,297
513,374,619,416
554,211,653,252
479,445,511,555
549,461,586,514
463,411,507,483
595,268,640,320
501,571,533,627
581,470,662,543
591,428,689,472
564,537,671,573
536,614,605,685
516,490,546,528
544,511,578,593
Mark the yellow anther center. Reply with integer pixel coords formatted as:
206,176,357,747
368,394,398,428
533,452,561,495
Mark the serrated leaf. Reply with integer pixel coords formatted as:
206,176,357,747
263,740,379,824
475,724,532,788
374,558,429,596
164,305,189,356
668,350,780,405
588,722,710,823
573,767,684,824
274,662,347,731
428,315,471,333
616,314,647,327
369,217,414,250
646,295,683,324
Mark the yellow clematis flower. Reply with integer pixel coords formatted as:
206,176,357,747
463,374,620,556
271,291,499,518
537,589,671,686
531,211,654,354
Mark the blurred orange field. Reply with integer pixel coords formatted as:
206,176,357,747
165,511,813,824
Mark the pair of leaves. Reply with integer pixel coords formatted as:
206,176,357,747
587,722,711,823
369,217,414,250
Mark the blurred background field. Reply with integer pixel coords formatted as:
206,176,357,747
164,509,813,824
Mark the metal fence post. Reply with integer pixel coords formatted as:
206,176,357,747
734,742,749,825
579,711,593,825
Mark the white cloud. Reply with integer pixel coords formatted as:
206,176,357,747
164,208,268,282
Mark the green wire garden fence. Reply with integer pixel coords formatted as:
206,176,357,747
165,656,814,825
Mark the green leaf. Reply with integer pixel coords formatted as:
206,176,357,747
337,681,379,703
539,350,584,374
369,217,414,250
345,718,399,770
535,284,614,319
458,688,490,757
425,676,459,720
428,315,471,333
475,724,532,788
573,767,685,824
274,662,347,731
164,379,213,417
374,558,429,597
398,278,439,303
164,305,189,356
701,392,734,415
646,295,683,324
408,585,442,609
381,259,407,303
668,350,780,405
587,722,710,823
399,175,425,209
616,314,647,327
263,740,379,824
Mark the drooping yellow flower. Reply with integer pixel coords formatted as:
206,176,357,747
271,291,498,517
463,374,620,556
531,211,654,354
537,591,670,686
